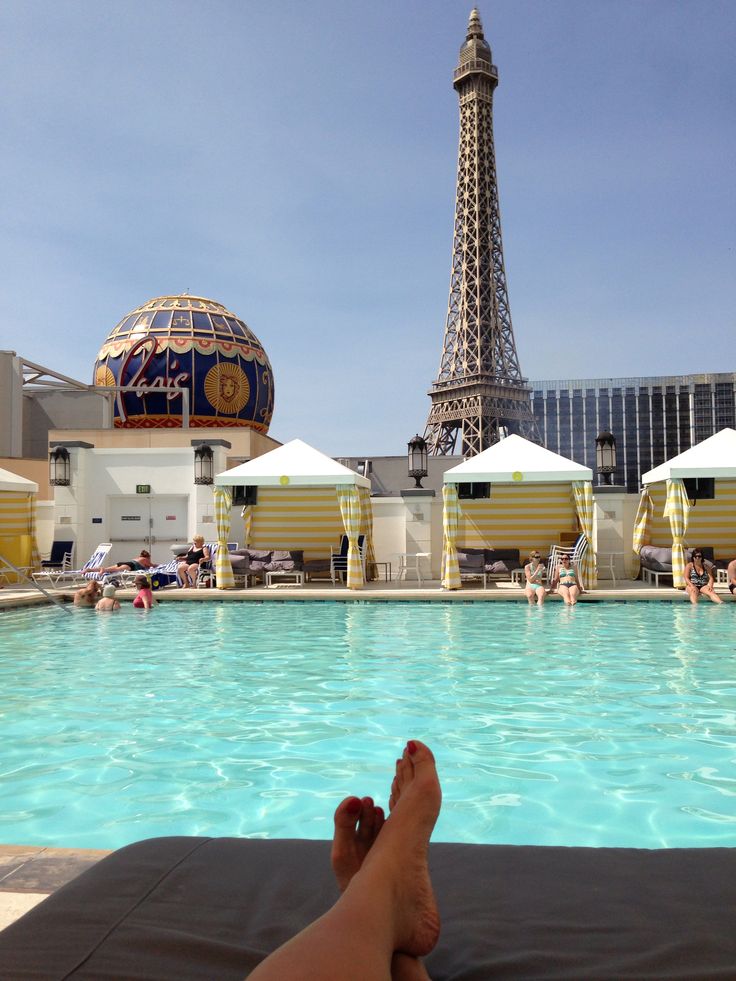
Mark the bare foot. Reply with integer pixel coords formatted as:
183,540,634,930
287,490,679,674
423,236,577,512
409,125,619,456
331,769,434,980
332,795,385,893
348,739,441,958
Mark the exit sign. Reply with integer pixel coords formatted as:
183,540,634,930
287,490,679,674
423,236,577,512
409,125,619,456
136,484,151,494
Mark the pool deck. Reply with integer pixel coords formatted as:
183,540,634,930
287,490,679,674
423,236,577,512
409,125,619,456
1,577,733,611
1,575,732,930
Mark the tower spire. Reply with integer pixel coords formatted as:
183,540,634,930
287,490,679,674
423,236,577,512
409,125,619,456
424,9,538,457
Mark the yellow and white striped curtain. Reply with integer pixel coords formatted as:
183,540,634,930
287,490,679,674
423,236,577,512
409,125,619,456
358,485,377,581
0,491,39,579
572,481,596,589
663,478,690,589
336,485,364,589
213,487,235,590
631,487,653,578
241,504,253,547
441,484,461,590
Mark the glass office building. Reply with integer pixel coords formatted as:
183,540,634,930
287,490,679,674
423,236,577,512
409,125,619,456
530,373,736,492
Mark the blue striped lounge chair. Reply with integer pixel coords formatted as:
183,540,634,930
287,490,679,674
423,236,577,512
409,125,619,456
32,543,113,588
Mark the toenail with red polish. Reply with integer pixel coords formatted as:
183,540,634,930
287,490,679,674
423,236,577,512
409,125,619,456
407,740,417,755
346,797,361,814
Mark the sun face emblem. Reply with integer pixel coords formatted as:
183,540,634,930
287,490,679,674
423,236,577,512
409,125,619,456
204,363,250,414
95,364,116,388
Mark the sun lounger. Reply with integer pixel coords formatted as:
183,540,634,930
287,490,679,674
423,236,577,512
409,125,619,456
32,543,112,587
2,835,734,979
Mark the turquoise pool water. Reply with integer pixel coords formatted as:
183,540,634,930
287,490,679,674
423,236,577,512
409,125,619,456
1,602,734,850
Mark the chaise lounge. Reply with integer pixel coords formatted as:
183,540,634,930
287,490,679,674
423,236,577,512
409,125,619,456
639,545,715,587
456,548,522,588
1,834,735,979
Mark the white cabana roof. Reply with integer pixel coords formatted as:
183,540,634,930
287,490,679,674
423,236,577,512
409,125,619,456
215,438,371,489
642,427,736,484
443,434,593,484
0,466,38,494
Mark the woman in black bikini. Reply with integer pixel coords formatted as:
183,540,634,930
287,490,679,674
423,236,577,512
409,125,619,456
683,548,722,605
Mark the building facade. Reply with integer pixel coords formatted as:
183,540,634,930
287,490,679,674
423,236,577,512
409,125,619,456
531,373,736,492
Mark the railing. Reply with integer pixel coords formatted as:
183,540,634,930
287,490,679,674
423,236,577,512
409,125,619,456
0,555,72,614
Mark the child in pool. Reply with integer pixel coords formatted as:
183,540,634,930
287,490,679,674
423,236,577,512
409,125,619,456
133,575,155,609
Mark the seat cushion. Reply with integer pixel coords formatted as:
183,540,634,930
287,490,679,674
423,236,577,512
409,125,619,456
639,545,673,572
486,560,509,575
457,552,485,571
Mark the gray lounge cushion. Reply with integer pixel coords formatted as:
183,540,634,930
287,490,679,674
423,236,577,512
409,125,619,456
487,560,509,574
457,552,485,571
2,836,735,980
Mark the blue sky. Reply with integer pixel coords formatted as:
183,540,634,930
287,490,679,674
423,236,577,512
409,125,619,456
1,0,734,454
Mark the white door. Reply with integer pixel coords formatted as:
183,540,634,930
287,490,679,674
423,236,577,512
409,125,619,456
108,495,188,562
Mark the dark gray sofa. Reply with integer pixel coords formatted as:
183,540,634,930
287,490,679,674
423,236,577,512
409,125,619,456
457,547,523,587
639,545,715,585
2,835,735,980
229,548,304,585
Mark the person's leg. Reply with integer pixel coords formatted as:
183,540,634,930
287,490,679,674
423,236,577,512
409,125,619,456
536,586,546,606
557,585,571,605
568,584,580,605
685,584,699,605
702,585,723,604
332,796,431,981
524,584,534,604
249,741,441,981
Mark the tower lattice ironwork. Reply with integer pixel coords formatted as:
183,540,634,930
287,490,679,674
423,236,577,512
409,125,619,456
425,9,538,456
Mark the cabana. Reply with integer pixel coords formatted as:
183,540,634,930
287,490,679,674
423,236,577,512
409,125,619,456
441,435,594,590
215,438,373,589
0,466,40,582
635,427,736,588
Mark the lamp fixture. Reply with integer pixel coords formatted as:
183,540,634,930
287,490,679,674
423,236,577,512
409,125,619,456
407,434,429,489
194,444,214,485
595,432,617,486
49,446,71,486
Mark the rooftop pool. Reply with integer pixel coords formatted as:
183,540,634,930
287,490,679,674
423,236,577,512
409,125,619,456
1,601,734,850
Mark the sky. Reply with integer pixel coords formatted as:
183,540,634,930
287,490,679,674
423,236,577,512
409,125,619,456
1,0,735,455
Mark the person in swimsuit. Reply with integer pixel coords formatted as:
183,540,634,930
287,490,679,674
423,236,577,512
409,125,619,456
551,554,583,606
87,550,155,575
683,549,721,605
524,551,547,606
177,535,210,588
73,579,101,608
132,575,155,609
727,558,736,600
95,583,121,612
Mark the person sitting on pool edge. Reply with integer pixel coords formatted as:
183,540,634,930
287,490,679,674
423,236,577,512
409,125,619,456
727,557,736,601
683,548,722,605
248,739,441,981
87,549,155,575
523,550,547,606
73,579,101,608
95,583,121,612
176,535,210,588
550,554,584,605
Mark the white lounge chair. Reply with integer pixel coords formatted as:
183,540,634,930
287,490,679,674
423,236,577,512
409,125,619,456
32,543,113,588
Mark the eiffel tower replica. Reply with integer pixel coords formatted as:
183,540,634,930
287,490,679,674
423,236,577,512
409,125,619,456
425,8,539,456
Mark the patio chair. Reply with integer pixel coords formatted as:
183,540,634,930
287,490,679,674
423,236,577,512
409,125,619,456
32,543,112,588
330,535,366,586
40,540,74,573
195,543,238,588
